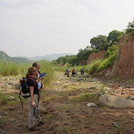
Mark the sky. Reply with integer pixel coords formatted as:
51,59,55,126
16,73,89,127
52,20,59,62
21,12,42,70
0,0,134,57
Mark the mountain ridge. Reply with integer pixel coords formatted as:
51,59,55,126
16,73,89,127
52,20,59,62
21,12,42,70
0,51,73,63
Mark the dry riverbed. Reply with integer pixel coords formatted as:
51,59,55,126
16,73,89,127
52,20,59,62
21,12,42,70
0,72,134,134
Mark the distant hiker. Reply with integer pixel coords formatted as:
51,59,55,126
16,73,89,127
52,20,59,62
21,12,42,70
27,67,44,131
66,68,70,77
80,68,84,75
72,68,75,77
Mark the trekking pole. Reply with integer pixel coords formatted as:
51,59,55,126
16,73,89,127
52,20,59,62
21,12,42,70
19,94,23,110
18,91,25,116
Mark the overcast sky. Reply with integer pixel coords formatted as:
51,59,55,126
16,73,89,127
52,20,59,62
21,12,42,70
0,0,134,57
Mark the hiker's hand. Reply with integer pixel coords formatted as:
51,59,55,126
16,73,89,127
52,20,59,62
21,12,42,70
40,77,44,80
32,102,36,108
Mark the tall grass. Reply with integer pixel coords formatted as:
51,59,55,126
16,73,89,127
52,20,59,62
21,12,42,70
0,60,55,87
38,60,54,87
19,63,32,76
0,61,19,76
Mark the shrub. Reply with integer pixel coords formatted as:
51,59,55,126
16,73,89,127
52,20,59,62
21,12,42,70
85,60,102,75
97,53,117,72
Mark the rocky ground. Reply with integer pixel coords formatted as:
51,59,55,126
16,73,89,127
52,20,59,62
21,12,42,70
0,72,134,134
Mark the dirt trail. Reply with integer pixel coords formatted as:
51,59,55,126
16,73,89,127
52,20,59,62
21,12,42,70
0,72,134,134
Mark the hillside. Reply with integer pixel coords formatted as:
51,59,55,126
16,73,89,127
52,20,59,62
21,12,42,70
0,51,30,63
28,53,73,61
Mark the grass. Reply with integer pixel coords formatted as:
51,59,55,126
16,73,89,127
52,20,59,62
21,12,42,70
0,118,6,127
0,92,19,106
59,126,77,134
0,92,8,105
90,86,97,90
43,95,57,103
0,62,19,76
60,106,73,111
71,92,100,103
0,60,55,87
39,60,55,87
85,59,102,75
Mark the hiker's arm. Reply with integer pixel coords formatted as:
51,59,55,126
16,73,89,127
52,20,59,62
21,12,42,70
36,77,44,82
30,86,36,108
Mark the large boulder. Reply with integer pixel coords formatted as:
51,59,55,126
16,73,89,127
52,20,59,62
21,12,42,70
99,94,134,108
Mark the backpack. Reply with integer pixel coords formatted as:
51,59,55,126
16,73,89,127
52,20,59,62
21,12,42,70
19,77,35,98
19,77,36,110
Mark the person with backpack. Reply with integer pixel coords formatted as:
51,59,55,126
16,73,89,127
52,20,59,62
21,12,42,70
80,68,84,75
72,68,75,77
27,67,44,131
32,62,44,90
32,62,44,101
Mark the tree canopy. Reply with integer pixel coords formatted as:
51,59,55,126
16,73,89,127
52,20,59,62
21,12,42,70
107,30,123,46
90,35,109,51
126,19,134,36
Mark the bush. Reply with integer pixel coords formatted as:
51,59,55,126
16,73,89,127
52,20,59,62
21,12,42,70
97,53,117,72
85,60,102,75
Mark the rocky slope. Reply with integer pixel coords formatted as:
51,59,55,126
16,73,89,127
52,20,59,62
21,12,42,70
112,35,134,79
87,35,134,79
87,50,106,64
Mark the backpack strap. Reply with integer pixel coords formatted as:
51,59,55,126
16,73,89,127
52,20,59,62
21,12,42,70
27,78,36,86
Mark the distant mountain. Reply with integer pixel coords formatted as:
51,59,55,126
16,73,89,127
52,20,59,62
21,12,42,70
28,53,73,61
0,51,30,63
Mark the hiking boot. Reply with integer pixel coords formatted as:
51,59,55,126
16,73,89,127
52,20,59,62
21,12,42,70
29,126,39,132
37,121,44,126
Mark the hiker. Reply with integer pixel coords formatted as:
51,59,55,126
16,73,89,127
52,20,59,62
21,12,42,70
32,62,44,89
72,68,75,77
80,68,84,75
27,67,44,131
32,62,44,101
66,68,69,77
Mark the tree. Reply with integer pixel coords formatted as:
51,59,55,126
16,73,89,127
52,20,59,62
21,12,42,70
107,30,123,46
90,35,109,50
126,19,134,36
77,46,92,64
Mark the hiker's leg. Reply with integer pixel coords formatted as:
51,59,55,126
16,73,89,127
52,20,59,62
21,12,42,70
33,95,42,122
28,97,35,128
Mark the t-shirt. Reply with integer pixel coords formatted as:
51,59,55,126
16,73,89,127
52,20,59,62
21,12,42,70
27,78,39,95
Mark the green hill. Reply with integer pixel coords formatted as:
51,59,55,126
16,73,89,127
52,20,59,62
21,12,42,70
0,51,30,63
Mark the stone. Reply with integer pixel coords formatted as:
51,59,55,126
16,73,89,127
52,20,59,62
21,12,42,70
87,103,97,107
112,122,119,128
99,94,134,108
129,95,134,100
8,96,15,101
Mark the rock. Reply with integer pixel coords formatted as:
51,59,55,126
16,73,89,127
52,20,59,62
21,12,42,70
112,122,119,128
129,95,134,100
121,91,126,95
8,96,15,101
4,112,8,115
99,94,134,108
87,103,97,107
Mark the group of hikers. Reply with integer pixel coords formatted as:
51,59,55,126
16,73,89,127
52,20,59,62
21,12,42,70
65,68,84,77
20,62,45,131
20,64,84,132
